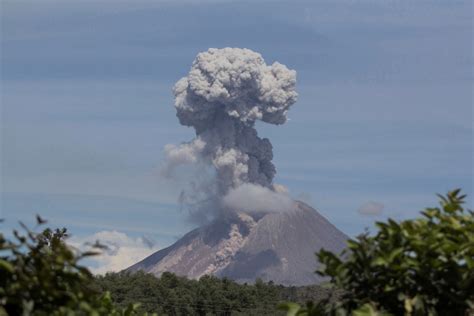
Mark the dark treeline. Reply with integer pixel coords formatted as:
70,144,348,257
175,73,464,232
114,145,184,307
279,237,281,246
2,190,470,315
92,271,336,315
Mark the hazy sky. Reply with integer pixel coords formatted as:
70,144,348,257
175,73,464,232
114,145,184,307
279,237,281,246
1,0,472,272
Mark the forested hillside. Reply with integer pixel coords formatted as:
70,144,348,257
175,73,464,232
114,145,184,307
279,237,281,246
1,190,471,315
92,272,337,315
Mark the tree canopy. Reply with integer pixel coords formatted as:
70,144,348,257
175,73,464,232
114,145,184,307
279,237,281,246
0,216,150,316
280,189,474,316
2,189,472,315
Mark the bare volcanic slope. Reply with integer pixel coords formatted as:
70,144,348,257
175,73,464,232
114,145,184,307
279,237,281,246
127,201,347,286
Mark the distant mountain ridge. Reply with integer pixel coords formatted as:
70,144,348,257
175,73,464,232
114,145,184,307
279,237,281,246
127,201,347,285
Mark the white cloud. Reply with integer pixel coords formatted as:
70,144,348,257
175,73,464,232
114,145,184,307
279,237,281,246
69,230,161,274
222,183,295,213
358,201,384,216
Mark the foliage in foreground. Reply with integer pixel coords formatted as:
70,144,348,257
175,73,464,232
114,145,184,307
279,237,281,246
0,215,332,315
0,217,150,316
1,189,472,315
280,189,474,316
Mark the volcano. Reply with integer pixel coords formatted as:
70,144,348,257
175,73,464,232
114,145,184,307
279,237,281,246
127,201,347,285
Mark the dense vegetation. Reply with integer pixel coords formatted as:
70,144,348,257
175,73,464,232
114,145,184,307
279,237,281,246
92,271,335,315
1,190,472,315
281,189,474,315
0,215,333,315
0,217,149,315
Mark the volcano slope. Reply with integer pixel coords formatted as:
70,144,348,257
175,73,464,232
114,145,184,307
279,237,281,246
127,201,347,286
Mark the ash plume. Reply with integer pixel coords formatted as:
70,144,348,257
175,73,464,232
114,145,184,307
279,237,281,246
164,48,297,219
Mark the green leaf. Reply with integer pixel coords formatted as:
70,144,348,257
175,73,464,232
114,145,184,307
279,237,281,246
278,302,303,316
372,257,387,266
0,259,14,273
388,248,403,262
353,303,391,316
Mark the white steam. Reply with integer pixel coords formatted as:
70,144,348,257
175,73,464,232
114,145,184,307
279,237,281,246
222,183,295,213
164,48,297,218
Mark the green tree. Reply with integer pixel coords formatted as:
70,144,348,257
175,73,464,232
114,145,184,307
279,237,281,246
0,216,149,316
280,189,474,316
93,270,299,315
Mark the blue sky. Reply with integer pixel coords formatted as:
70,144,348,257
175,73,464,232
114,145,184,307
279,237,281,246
1,0,472,271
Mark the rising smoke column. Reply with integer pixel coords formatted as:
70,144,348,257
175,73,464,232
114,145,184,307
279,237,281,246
165,48,297,206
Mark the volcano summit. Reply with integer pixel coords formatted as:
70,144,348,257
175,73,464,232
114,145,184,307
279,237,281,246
128,48,347,285
128,201,347,286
